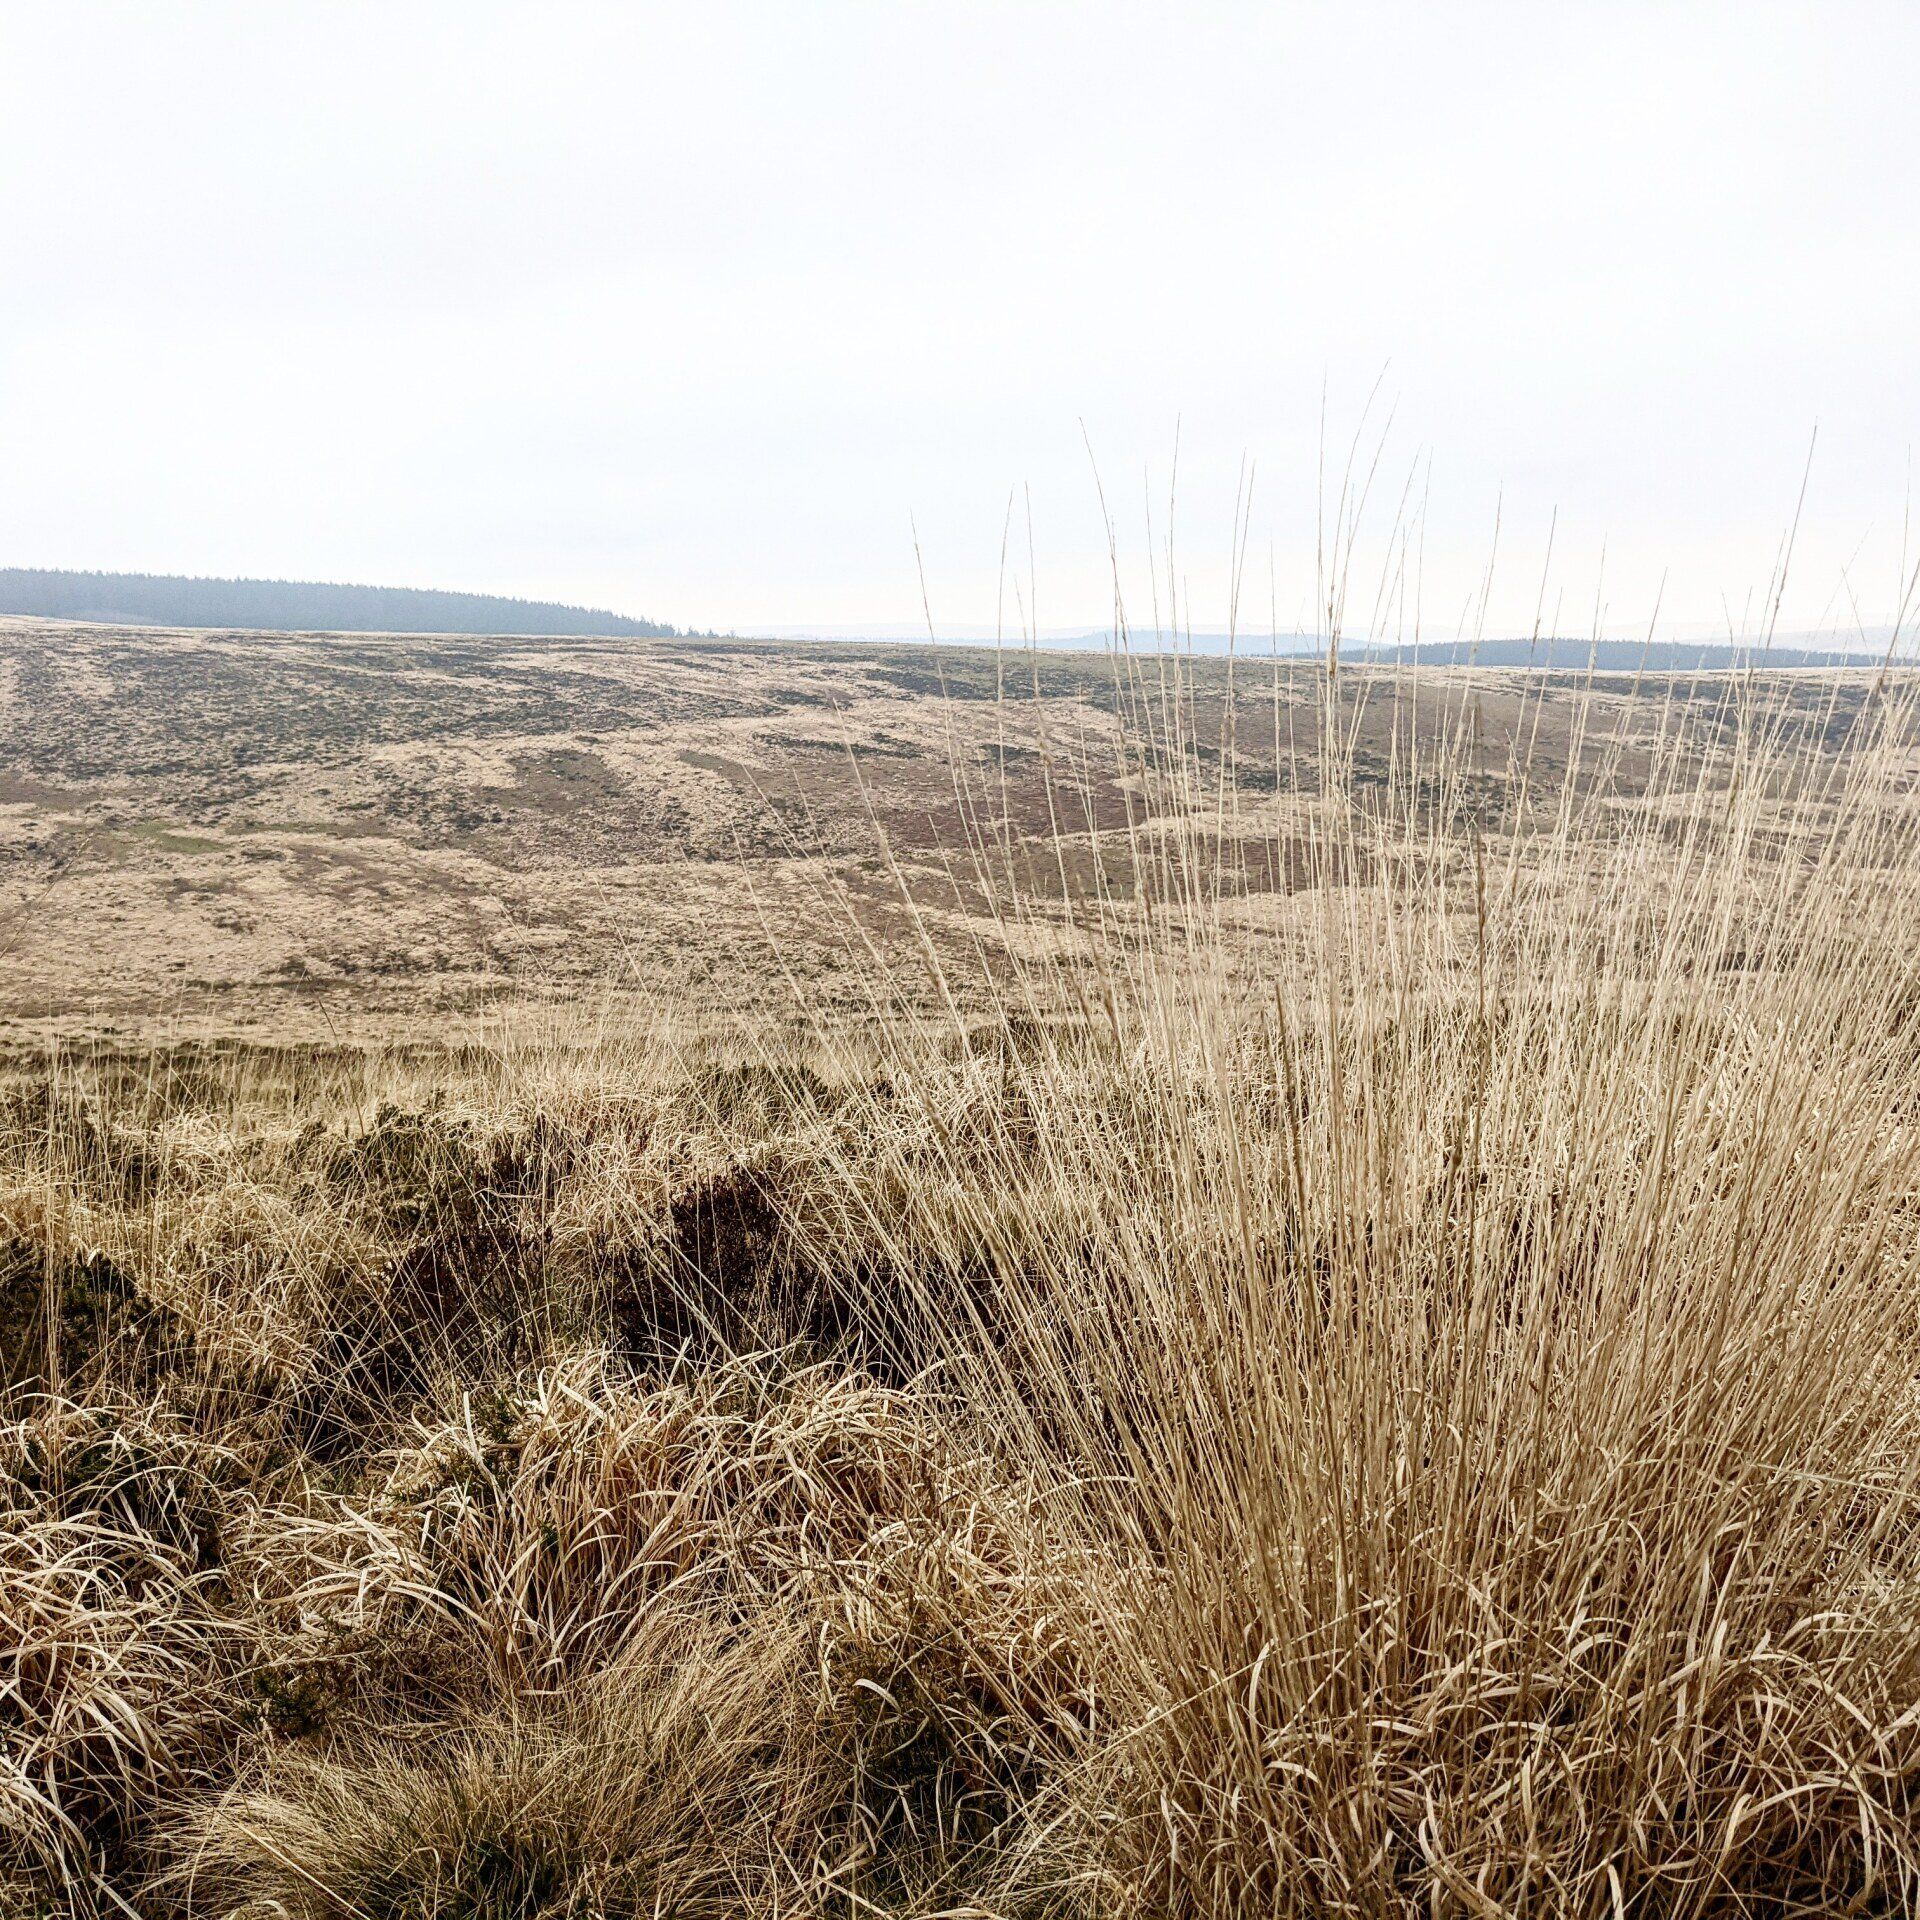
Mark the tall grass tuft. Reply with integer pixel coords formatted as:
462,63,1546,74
777,650,1920,1914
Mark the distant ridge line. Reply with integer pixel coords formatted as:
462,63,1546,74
0,568,685,637
1353,637,1868,670
919,631,1885,667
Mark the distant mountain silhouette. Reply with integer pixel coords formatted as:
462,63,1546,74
0,568,681,637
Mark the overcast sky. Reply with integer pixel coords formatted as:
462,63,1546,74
4,3,1918,641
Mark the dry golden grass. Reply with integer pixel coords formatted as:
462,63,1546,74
3,648,1919,1916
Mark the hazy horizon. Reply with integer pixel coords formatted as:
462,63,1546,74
5,4,1918,644
1,563,1900,658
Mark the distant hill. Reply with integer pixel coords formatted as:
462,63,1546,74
939,631,1881,667
0,569,682,637
1353,638,1869,671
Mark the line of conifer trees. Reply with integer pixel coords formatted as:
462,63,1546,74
0,568,682,636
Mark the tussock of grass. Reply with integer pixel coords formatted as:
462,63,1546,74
1,1397,239,1888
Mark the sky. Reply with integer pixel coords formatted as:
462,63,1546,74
4,2,1919,643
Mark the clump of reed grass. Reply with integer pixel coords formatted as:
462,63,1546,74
769,644,1920,1915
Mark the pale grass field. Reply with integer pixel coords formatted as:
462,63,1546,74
3,651,1919,1916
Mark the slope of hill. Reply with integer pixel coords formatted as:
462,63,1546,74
0,619,1886,1044
0,568,681,636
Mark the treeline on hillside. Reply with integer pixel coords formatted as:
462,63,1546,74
0,568,684,637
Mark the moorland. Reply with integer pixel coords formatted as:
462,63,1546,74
3,619,1917,1917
